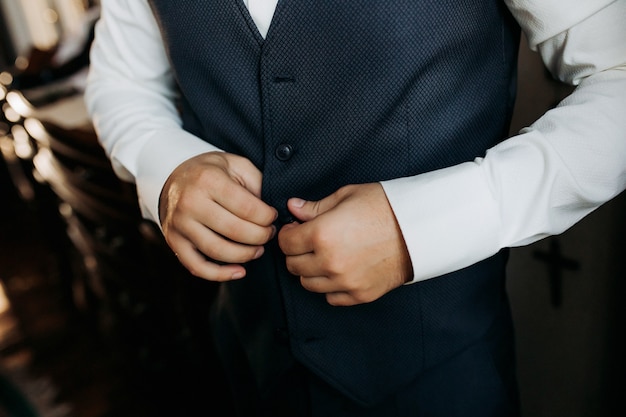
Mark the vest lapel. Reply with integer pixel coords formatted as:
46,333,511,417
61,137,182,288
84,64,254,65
233,0,266,43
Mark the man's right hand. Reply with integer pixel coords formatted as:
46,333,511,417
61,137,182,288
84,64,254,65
159,151,277,281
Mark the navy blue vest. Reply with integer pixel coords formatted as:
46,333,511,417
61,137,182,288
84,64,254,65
148,0,520,406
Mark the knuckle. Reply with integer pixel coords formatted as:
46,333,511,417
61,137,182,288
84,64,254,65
323,253,347,276
353,292,376,305
311,200,324,215
285,258,299,276
336,184,354,199
186,264,202,278
166,213,186,233
353,287,382,304
264,225,276,242
326,294,350,307
195,242,225,262
164,233,185,255
310,227,331,248
299,276,311,290
174,191,197,213
236,199,256,217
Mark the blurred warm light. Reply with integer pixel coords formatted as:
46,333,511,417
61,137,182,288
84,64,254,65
0,72,13,86
33,148,54,186
14,56,29,71
0,127,36,201
5,91,33,118
21,0,59,49
3,107,21,123
0,281,10,315
0,135,16,161
12,124,36,159
55,0,88,36
23,118,48,144
43,8,59,23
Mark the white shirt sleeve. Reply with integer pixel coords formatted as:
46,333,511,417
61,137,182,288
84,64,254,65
382,0,626,282
85,0,221,224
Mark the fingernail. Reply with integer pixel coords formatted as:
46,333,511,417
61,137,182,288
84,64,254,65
254,247,265,259
232,271,245,279
291,198,305,208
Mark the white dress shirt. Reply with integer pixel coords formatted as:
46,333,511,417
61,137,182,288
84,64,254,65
85,0,626,283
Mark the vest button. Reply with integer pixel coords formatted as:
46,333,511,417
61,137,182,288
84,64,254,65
275,143,294,161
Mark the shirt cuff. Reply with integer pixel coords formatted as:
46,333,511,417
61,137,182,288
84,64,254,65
381,161,501,283
504,0,615,49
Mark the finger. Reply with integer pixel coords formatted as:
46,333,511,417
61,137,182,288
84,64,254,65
298,276,346,294
284,252,326,277
287,190,343,222
224,153,264,198
298,277,360,307
213,176,277,227
278,222,315,256
198,199,276,246
325,292,358,307
184,220,265,264
167,212,265,264
170,238,248,281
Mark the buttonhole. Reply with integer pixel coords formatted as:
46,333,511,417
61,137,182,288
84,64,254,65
273,76,296,83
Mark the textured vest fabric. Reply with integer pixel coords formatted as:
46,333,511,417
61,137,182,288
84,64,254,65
148,0,520,406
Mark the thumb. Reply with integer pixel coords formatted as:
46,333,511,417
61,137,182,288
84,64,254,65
287,195,336,222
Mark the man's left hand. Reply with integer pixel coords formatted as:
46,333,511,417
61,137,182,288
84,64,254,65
278,183,414,306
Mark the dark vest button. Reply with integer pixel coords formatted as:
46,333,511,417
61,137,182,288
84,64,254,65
275,143,293,161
